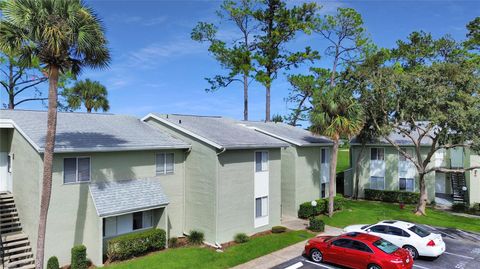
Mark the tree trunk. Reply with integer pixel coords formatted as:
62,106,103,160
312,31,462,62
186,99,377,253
36,66,59,269
328,137,339,217
8,61,14,109
353,143,366,200
243,73,248,121
289,94,309,126
415,173,428,216
265,83,271,122
87,107,92,113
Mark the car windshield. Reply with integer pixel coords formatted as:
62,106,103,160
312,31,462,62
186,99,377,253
373,239,399,254
408,225,430,238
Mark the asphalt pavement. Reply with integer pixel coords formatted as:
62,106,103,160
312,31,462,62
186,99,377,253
272,226,480,269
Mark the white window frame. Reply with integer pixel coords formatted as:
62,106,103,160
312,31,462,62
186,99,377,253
63,156,91,184
370,176,385,190
156,152,175,176
255,151,269,172
255,196,269,218
370,148,385,161
7,153,12,173
399,177,415,192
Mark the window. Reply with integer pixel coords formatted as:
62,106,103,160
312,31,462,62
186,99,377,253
103,210,154,237
255,196,268,218
371,148,384,161
387,226,409,237
156,153,174,175
370,176,385,190
399,178,414,192
63,157,90,183
373,239,399,254
255,151,268,172
369,225,388,234
321,148,328,164
7,154,12,173
321,183,327,198
408,225,430,238
332,239,352,248
399,147,407,162
351,240,373,253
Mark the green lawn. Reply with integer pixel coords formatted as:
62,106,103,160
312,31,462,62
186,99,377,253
104,230,314,269
336,148,350,173
320,200,480,233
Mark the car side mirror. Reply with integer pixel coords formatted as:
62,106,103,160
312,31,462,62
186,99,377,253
366,229,371,233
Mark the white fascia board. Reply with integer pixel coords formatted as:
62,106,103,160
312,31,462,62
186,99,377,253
39,144,191,154
142,113,223,150
0,119,41,152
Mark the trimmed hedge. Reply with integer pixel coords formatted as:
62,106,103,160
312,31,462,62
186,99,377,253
71,245,88,269
107,229,166,261
271,226,287,233
168,237,179,248
364,189,419,204
308,217,325,232
47,256,59,269
298,195,346,219
234,233,249,243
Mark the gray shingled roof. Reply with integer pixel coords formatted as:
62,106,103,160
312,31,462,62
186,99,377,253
147,113,289,149
89,178,169,217
0,110,190,153
350,122,434,146
240,121,332,146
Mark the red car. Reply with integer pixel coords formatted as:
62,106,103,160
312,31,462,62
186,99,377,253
304,232,413,269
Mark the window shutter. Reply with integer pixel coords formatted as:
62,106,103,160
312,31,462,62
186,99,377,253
255,152,262,172
156,153,165,175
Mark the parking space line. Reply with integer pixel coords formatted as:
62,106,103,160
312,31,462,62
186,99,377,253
303,260,338,269
444,251,475,260
284,262,303,269
413,264,431,269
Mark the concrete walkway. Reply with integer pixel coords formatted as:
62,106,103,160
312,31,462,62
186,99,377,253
231,218,343,269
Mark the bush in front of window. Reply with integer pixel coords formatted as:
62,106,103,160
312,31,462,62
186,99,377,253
187,230,204,245
297,195,346,219
452,203,468,212
107,228,166,261
308,217,325,232
271,226,287,233
71,245,88,269
234,233,250,243
47,256,59,269
364,189,419,204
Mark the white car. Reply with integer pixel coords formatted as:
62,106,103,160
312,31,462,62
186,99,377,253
344,220,445,259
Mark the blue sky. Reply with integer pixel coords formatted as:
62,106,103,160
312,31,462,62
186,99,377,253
3,0,479,122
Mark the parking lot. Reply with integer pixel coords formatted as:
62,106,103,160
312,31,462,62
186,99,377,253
273,226,480,269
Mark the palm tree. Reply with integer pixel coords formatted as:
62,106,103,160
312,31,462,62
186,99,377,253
310,86,364,217
0,0,110,267
65,79,110,113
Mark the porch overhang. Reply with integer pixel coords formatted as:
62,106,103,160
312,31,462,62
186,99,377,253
89,178,170,218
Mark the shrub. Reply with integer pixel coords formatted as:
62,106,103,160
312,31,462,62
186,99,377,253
107,229,166,261
168,237,179,248
297,195,346,219
234,233,249,243
47,256,59,269
187,230,204,245
309,217,325,232
452,203,467,212
364,189,419,204
271,226,287,233
71,245,88,269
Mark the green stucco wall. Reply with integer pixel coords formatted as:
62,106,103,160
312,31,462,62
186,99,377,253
349,145,436,202
7,129,42,263
146,118,218,243
216,148,282,243
294,147,322,213
280,147,297,216
468,153,480,205
46,149,185,266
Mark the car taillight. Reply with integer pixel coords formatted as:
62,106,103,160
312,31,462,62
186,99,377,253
427,240,436,247
390,259,403,264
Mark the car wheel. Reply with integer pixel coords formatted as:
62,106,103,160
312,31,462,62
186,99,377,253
367,264,381,269
403,245,419,260
310,248,323,263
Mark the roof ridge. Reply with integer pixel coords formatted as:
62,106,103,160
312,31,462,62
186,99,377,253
1,108,115,116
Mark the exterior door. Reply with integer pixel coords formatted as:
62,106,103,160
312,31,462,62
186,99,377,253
0,152,12,192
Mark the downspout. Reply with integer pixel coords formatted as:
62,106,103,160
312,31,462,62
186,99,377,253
215,147,226,248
